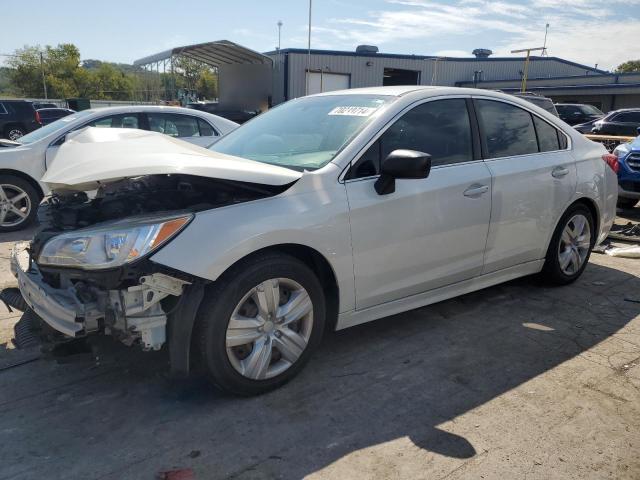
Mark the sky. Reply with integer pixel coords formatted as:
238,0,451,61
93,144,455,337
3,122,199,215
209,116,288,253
1,0,639,71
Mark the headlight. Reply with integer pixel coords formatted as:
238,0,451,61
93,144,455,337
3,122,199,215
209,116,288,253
38,214,192,270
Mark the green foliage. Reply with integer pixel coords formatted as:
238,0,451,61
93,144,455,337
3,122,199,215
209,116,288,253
1,43,218,101
615,60,640,73
196,70,218,100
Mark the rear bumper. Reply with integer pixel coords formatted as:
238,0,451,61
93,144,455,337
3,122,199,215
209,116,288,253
11,242,93,338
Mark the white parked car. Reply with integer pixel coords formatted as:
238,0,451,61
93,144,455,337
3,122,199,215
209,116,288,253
0,105,238,232
10,87,617,396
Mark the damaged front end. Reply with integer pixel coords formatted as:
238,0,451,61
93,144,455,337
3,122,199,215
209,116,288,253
11,172,291,368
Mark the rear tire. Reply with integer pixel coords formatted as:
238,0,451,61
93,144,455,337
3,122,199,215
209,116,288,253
617,197,637,209
541,203,595,285
0,175,39,232
4,125,27,141
193,252,326,396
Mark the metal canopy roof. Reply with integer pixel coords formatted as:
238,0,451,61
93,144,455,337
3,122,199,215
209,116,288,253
133,40,272,68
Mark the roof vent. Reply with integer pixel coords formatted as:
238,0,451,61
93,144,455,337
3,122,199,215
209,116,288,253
472,48,493,58
356,45,379,55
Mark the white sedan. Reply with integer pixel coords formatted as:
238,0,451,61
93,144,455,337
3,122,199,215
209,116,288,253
0,105,238,232
10,87,617,396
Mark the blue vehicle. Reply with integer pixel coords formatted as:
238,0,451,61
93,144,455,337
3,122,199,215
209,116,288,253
614,130,640,208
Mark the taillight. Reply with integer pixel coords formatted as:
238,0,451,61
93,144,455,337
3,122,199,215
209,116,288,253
602,153,619,173
34,110,42,124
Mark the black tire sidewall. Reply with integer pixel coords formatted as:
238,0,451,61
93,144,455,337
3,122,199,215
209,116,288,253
0,175,39,232
5,126,26,140
542,204,595,285
195,253,326,396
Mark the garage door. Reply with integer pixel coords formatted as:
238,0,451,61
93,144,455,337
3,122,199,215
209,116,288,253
306,72,350,94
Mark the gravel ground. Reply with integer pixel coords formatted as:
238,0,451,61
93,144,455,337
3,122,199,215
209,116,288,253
0,220,639,480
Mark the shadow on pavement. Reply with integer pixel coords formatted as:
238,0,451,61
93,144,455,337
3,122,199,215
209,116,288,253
0,261,637,479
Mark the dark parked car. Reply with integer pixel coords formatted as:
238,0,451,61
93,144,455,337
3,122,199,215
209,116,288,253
511,92,559,117
35,107,75,126
187,102,260,124
0,100,41,140
556,103,604,126
592,108,640,136
33,102,58,110
573,119,600,134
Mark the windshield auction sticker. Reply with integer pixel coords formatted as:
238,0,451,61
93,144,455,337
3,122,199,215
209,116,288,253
328,106,379,116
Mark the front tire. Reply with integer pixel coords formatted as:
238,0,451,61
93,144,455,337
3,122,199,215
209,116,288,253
0,175,39,232
541,204,595,285
194,252,326,396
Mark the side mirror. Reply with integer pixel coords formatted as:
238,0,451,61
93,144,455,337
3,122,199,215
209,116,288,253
374,149,431,195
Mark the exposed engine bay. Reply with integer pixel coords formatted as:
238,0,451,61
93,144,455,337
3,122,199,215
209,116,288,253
37,173,289,232
15,174,292,356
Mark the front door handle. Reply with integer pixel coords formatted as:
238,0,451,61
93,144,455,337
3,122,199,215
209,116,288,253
463,184,489,197
552,166,570,178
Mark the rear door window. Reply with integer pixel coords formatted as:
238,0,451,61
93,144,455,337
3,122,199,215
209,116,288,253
476,100,538,158
89,114,140,129
615,112,640,123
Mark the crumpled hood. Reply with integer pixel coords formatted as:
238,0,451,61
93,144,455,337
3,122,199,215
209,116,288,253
42,127,302,191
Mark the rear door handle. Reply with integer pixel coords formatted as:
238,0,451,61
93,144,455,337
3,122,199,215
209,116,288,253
552,167,570,178
463,184,489,197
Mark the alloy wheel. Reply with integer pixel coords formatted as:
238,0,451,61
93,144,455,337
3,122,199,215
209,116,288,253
0,184,31,228
225,277,314,380
7,129,25,141
558,213,591,275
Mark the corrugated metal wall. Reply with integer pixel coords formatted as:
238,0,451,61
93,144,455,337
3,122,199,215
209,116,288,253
267,52,602,101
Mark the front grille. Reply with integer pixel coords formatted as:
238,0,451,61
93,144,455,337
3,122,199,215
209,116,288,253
625,153,640,172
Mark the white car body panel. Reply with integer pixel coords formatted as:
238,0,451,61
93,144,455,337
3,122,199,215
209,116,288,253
150,164,357,313
42,128,301,191
345,161,492,309
23,86,617,335
152,87,616,331
0,105,238,195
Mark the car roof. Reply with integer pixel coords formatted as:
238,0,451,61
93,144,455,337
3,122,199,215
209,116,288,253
309,85,442,97
308,85,553,107
79,105,219,115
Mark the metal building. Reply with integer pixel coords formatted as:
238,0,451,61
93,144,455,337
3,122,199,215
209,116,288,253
134,41,640,113
264,47,607,104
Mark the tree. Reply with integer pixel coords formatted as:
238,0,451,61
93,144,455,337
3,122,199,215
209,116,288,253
615,60,640,73
6,45,45,97
173,56,218,100
196,70,218,100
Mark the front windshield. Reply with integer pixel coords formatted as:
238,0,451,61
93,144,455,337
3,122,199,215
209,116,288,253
210,95,393,171
17,110,93,144
580,105,604,116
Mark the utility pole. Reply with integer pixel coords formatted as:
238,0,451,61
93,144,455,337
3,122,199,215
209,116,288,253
542,23,550,56
431,57,444,85
39,51,48,99
277,20,283,51
511,47,545,93
306,0,312,95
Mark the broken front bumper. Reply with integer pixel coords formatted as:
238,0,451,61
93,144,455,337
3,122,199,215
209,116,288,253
11,242,97,338
11,242,189,350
